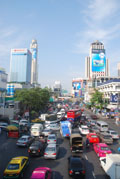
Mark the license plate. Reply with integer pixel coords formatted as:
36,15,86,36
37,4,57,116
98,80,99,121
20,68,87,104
32,151,36,153
75,172,80,174
9,175,13,176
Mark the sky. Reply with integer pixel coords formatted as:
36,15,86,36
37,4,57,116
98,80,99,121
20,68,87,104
0,0,120,92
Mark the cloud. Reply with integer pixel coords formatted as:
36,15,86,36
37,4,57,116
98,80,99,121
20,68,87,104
84,0,119,21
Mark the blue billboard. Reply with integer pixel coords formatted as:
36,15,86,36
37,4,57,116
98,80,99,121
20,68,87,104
72,82,81,90
92,52,106,72
32,48,37,60
110,94,118,103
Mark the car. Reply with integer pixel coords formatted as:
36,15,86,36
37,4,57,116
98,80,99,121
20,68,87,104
93,143,112,157
98,132,113,144
30,167,52,179
42,128,52,137
107,130,119,140
89,126,99,133
79,125,89,135
89,119,97,126
16,135,34,147
0,122,8,131
68,156,86,178
3,156,29,178
28,140,45,156
49,123,60,130
47,134,57,144
44,143,59,159
86,133,100,144
91,114,98,120
19,119,28,126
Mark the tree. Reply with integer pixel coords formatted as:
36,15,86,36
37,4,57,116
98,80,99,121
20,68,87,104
90,89,106,110
14,87,51,115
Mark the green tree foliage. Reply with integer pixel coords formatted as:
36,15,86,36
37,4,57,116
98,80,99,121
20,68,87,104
90,89,106,109
14,88,50,113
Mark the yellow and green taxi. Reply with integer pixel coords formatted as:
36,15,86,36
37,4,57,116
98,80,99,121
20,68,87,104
3,156,29,178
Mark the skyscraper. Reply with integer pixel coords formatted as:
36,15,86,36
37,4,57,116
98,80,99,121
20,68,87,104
30,40,38,84
10,49,32,83
85,40,109,79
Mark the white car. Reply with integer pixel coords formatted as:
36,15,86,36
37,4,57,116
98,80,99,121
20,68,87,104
47,134,57,144
79,125,89,135
44,143,59,159
16,135,34,147
42,128,52,137
19,119,28,126
107,130,119,140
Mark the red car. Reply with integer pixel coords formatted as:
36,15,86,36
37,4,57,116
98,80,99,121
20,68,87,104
86,133,100,143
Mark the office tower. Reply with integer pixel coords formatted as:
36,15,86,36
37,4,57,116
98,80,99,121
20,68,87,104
30,39,38,84
118,63,120,77
10,49,32,83
85,40,109,79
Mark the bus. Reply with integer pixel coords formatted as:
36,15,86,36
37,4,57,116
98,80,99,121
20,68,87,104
67,109,81,122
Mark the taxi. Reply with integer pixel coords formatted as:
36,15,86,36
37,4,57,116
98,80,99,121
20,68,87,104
3,156,29,178
30,167,52,179
86,133,100,143
93,143,112,157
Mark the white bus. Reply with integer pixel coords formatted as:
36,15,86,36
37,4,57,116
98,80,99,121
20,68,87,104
96,121,108,132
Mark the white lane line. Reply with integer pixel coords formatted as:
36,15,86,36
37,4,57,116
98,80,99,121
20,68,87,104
92,171,96,179
84,154,88,160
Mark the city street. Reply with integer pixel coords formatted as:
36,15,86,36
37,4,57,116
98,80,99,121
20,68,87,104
0,110,120,179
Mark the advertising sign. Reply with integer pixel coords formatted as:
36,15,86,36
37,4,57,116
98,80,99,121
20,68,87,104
110,94,118,103
72,82,81,90
32,48,37,60
92,52,106,72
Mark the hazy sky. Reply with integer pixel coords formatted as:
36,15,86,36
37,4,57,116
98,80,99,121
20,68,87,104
0,0,120,91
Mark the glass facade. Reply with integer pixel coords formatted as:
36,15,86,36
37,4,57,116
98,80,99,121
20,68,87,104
10,49,32,83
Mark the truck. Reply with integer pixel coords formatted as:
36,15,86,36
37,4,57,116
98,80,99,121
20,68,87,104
60,121,72,137
30,123,43,137
100,154,120,179
70,133,83,153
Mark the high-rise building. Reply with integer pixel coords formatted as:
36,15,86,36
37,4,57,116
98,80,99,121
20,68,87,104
30,40,38,84
118,63,120,77
85,40,109,79
10,49,32,83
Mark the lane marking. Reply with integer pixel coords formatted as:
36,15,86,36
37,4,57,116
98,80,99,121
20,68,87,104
84,154,88,160
92,171,96,179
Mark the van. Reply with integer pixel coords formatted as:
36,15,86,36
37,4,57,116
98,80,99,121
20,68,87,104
31,123,43,137
96,121,108,132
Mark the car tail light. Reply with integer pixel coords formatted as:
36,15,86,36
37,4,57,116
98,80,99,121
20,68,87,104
70,147,72,150
44,153,48,155
24,142,26,144
38,149,40,152
69,170,73,174
48,140,50,142
52,153,56,155
82,170,86,174
54,140,56,141
28,149,30,153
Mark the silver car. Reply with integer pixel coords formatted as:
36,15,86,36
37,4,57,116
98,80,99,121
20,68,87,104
16,135,34,147
107,130,119,140
42,128,52,137
47,134,57,144
44,143,59,159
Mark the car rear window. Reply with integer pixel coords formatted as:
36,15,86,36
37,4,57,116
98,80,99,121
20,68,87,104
91,135,97,138
71,160,83,169
101,147,109,151
7,164,19,170
46,147,55,151
103,135,111,139
48,136,55,139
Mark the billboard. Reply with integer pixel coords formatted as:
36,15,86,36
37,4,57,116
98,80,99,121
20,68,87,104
72,82,81,90
32,48,37,60
92,52,106,72
110,94,118,103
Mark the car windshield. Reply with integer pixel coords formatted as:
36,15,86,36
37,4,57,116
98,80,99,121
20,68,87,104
20,138,27,141
48,136,55,139
101,147,109,151
7,164,19,170
46,147,55,151
103,135,111,139
102,125,108,128
32,141,40,146
71,160,83,169
111,132,117,135
31,128,38,131
91,135,97,138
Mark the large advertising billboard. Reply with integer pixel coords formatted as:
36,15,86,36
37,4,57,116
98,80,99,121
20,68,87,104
32,48,37,60
92,52,106,72
72,82,81,90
